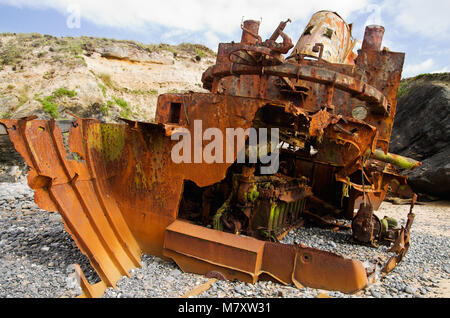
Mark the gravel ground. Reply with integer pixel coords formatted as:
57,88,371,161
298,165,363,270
0,180,449,298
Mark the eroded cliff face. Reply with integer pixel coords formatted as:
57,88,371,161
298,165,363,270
0,33,215,123
390,73,450,199
0,33,216,178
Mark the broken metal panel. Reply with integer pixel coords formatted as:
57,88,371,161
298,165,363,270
354,49,405,152
164,220,368,294
164,220,265,278
46,94,264,261
260,242,297,285
292,245,367,293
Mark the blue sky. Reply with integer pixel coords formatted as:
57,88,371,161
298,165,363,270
0,0,448,78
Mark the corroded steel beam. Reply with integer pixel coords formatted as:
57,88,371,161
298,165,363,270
0,120,74,135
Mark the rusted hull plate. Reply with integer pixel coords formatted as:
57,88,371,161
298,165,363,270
0,118,142,297
0,95,266,297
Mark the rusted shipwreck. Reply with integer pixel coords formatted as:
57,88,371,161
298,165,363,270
0,11,421,297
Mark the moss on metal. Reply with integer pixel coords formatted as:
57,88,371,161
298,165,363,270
87,124,126,162
372,149,421,170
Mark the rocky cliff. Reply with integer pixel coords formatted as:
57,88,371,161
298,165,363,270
390,73,450,199
0,33,215,122
0,33,215,181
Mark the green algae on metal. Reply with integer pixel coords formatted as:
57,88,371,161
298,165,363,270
87,124,126,162
134,162,150,190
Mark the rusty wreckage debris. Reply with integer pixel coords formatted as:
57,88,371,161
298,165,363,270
0,10,421,297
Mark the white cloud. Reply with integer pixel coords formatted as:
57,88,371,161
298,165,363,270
403,59,449,78
403,58,435,78
204,31,221,50
431,66,450,74
0,0,371,40
362,2,385,26
381,0,450,40
1,0,449,58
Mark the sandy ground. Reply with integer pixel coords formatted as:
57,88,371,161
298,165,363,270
374,200,450,298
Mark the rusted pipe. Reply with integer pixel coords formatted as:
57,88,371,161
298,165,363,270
269,19,291,41
371,149,422,170
241,20,261,45
362,25,385,51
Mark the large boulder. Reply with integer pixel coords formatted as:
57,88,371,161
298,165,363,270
390,73,450,199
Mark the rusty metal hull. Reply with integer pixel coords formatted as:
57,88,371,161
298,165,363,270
0,95,273,296
0,111,414,297
0,12,419,298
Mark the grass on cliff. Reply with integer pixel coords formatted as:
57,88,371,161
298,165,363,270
98,83,107,97
1,32,216,74
113,97,132,119
399,72,450,98
98,73,121,91
1,33,216,58
100,97,132,119
0,41,22,66
36,88,78,119
127,88,158,96
398,81,410,98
